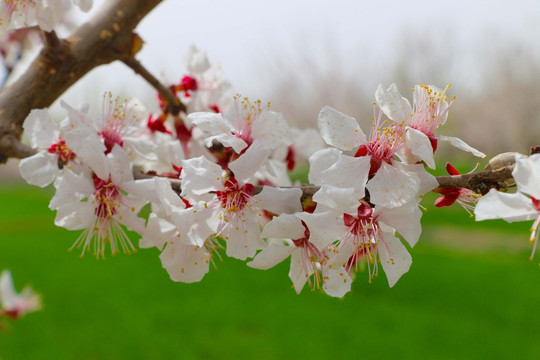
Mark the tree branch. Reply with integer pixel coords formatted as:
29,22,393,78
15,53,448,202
121,54,186,115
435,167,513,195
0,0,164,164
134,149,532,210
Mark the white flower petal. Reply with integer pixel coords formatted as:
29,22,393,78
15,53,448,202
160,244,210,283
19,152,59,187
289,249,311,294
474,189,536,222
224,218,265,260
124,136,156,160
49,169,93,210
153,177,184,215
0,270,40,315
308,147,342,185
22,109,59,149
379,229,412,287
321,154,370,197
261,213,305,239
376,202,422,247
121,179,157,209
438,135,486,158
108,145,133,184
405,127,435,169
296,211,346,251
367,162,420,208
61,101,107,170
204,134,248,153
323,268,352,298
248,244,295,270
181,156,223,196
513,154,540,200
397,162,438,196
252,186,303,215
189,112,231,133
374,83,413,122
185,45,211,74
54,202,94,230
318,106,366,151
140,214,176,249
290,127,326,160
171,206,217,248
329,235,355,269
0,270,17,309
115,208,146,238
74,0,93,11
229,141,271,183
252,110,291,149
312,185,358,213
36,6,56,32
257,159,293,187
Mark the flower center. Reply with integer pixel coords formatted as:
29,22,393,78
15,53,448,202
99,92,140,154
355,110,404,175
93,174,120,221
98,129,123,154
216,177,254,214
47,137,76,163
179,75,198,97
342,203,382,281
343,203,379,238
410,84,454,136
292,221,324,290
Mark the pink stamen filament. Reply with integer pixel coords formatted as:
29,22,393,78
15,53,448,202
292,223,324,291
340,203,387,283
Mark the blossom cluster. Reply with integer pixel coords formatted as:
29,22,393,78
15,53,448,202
19,46,489,297
475,153,540,260
0,0,92,32
0,270,41,324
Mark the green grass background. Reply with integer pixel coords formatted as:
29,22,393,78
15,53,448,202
1,183,539,359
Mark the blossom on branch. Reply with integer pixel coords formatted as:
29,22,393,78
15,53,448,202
19,108,77,187
0,270,41,320
180,155,302,260
248,213,352,297
176,45,233,115
61,93,152,162
189,95,292,173
140,178,218,283
49,145,152,259
375,83,485,168
0,0,92,32
146,46,233,158
313,105,437,209
475,153,540,260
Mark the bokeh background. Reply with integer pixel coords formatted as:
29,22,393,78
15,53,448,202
1,0,540,358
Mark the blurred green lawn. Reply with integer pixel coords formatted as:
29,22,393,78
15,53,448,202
1,183,539,360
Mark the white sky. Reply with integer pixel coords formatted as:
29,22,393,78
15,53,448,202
49,0,540,113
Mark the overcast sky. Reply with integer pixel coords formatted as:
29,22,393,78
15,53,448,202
49,0,540,112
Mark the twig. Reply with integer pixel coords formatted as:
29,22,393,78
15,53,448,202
133,150,527,206
435,166,513,195
0,127,36,163
121,54,186,115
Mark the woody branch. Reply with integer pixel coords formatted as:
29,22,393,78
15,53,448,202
135,148,530,207
0,0,170,163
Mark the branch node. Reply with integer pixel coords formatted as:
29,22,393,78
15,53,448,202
0,126,36,163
